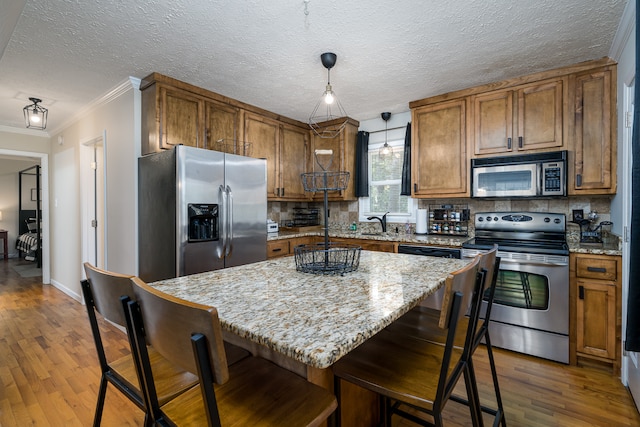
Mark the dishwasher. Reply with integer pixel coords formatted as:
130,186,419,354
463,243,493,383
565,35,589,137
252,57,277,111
397,245,461,309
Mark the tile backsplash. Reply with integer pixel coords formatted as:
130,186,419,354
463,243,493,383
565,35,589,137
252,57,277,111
268,196,614,241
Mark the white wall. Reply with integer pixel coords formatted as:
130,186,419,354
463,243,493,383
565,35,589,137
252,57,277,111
46,78,140,300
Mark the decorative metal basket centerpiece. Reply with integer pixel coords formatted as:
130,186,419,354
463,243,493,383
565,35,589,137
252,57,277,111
295,150,361,275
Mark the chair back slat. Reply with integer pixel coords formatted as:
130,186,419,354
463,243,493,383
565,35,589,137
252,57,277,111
84,262,135,327
438,256,480,329
130,277,230,385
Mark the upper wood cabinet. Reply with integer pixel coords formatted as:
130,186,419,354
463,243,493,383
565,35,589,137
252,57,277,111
310,118,359,201
243,113,311,201
411,98,469,198
141,81,204,154
279,123,310,200
204,100,241,152
244,112,281,199
472,78,565,156
569,66,616,195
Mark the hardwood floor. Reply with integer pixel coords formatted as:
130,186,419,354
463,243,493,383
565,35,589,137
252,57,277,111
1,257,639,426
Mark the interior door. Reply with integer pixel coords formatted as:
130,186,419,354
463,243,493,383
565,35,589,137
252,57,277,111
81,136,105,270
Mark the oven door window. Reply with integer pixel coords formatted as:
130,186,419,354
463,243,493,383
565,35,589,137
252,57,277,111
486,270,549,310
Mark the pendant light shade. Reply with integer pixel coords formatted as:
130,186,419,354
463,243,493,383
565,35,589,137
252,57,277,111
378,112,393,158
309,52,348,139
23,97,48,130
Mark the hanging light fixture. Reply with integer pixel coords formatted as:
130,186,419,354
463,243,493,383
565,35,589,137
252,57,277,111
308,52,348,139
379,112,393,158
23,98,48,130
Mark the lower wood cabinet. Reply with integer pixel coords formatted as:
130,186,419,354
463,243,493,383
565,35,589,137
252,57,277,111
570,253,621,374
329,237,397,253
267,237,317,259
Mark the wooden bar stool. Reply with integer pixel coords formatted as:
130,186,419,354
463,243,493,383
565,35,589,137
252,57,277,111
332,255,484,426
124,276,337,426
82,263,199,427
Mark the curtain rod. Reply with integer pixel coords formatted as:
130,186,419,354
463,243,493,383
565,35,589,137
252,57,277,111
365,125,407,134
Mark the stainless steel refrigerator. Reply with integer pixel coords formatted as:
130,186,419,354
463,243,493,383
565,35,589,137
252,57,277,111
138,145,267,282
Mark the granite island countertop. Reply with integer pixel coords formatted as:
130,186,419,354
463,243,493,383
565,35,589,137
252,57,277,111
149,251,469,369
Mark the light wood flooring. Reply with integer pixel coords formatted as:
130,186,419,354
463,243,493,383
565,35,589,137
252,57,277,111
1,257,639,426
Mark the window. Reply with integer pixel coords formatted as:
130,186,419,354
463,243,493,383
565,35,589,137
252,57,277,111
359,138,415,223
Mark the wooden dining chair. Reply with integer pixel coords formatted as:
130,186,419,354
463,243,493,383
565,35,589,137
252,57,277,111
384,245,506,426
124,276,338,426
82,263,199,427
332,255,484,426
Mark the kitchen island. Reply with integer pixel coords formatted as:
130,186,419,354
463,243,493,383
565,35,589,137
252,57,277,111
150,250,469,426
150,250,468,370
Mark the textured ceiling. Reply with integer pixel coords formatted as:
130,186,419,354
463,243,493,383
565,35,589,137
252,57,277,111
0,0,629,134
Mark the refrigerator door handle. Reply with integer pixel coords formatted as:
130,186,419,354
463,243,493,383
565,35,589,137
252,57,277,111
226,185,233,257
219,184,227,259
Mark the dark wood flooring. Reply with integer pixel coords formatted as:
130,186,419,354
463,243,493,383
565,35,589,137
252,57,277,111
1,257,639,426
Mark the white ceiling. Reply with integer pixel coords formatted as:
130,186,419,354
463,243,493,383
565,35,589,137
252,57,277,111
0,0,629,135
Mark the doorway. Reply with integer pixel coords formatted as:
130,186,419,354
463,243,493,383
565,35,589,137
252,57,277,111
0,149,50,284
81,133,106,270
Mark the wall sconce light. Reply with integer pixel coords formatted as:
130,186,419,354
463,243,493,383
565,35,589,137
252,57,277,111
379,112,393,158
23,97,48,130
308,52,349,139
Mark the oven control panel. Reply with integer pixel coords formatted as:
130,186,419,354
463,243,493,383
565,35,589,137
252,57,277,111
474,211,565,233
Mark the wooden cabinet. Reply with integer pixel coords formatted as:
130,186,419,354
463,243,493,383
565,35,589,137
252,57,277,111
244,114,311,201
244,112,280,199
141,77,204,154
571,253,621,374
267,236,316,259
330,237,396,253
411,99,468,198
279,123,310,200
472,78,564,156
204,100,241,152
310,119,359,201
570,67,617,195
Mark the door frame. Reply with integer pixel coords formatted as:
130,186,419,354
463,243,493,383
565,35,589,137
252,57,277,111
0,148,50,284
80,132,107,272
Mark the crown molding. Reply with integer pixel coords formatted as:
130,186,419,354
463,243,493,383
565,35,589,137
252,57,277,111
610,0,635,61
0,125,50,138
48,76,141,135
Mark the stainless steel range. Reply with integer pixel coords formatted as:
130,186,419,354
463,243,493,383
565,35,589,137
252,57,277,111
462,212,569,363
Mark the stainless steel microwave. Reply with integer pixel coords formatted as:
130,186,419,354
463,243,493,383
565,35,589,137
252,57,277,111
471,151,567,198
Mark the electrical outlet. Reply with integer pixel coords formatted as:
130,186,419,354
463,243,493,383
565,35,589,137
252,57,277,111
572,209,584,222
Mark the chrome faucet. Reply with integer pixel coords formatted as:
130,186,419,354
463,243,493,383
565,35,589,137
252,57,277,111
367,212,389,233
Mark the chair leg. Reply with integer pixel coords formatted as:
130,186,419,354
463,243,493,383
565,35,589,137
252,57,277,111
484,334,506,426
92,375,108,427
463,360,484,427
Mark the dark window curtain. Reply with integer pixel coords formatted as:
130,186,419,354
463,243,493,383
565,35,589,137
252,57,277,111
625,2,640,351
354,131,369,197
400,122,412,196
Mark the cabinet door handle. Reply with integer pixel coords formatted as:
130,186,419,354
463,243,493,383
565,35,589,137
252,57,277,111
518,136,523,148
272,248,282,252
587,266,606,273
281,188,285,197
579,285,584,300
414,183,418,192
507,137,512,150
576,174,582,187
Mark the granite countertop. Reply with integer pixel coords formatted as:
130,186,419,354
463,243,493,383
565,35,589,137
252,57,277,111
269,230,622,256
269,229,471,247
149,251,469,369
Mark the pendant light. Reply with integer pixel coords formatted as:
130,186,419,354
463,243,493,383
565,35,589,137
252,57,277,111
308,52,348,139
23,98,48,130
379,112,393,158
